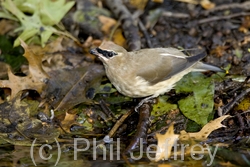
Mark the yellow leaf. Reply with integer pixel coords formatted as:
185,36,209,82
98,15,117,35
153,116,230,162
200,0,215,10
180,115,230,141
112,28,126,47
60,112,79,133
155,123,179,161
130,0,148,9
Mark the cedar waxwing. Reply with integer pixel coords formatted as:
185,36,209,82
90,41,224,108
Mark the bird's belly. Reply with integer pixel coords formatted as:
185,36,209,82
107,67,192,98
108,74,172,98
107,74,148,97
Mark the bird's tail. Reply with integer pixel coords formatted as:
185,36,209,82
193,62,224,72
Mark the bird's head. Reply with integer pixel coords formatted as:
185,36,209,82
90,41,128,65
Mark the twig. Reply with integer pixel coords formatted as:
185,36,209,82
138,20,153,48
204,1,250,15
222,88,250,115
103,109,133,143
236,113,245,130
198,12,250,24
104,0,141,51
99,99,116,118
123,103,151,154
162,11,189,18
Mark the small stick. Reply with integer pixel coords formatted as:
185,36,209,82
103,109,133,143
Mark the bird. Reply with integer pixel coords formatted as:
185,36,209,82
90,41,224,110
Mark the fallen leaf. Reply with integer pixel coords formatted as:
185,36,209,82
0,41,48,99
0,62,8,79
60,112,79,133
155,123,179,161
31,37,66,55
176,73,215,126
175,0,215,9
0,0,75,47
210,45,229,57
239,16,250,33
42,64,105,111
154,115,230,162
152,96,178,118
129,0,148,9
175,0,198,5
112,28,126,47
98,15,117,34
179,115,230,141
152,0,163,3
235,96,250,111
200,0,215,10
0,94,59,145
0,19,16,35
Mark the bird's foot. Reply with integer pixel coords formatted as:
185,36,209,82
135,96,154,112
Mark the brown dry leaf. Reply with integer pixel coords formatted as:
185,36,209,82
179,115,230,141
155,123,179,161
42,64,105,111
0,62,8,79
129,0,148,9
60,112,79,133
98,15,117,35
239,16,250,33
200,0,215,10
0,19,17,35
175,0,198,5
27,37,67,72
241,35,250,45
152,0,163,3
30,37,66,57
112,28,126,48
154,115,229,162
157,165,174,167
175,0,215,9
0,41,48,99
210,45,229,57
41,36,65,53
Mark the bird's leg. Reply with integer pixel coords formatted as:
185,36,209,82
135,96,155,112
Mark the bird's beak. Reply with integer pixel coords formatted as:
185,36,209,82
90,48,102,57
90,48,107,61
90,48,99,56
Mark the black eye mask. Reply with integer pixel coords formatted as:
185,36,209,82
96,48,117,58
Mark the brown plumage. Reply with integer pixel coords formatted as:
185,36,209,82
90,41,223,108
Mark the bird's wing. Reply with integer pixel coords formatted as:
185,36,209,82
135,48,206,85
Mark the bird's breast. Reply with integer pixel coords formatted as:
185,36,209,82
105,66,151,97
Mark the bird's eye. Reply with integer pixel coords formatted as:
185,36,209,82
96,48,117,58
108,52,113,57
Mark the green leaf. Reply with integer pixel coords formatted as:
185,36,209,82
0,11,18,21
40,29,53,47
40,0,75,25
0,0,75,47
152,95,177,117
96,83,117,94
0,35,25,71
175,73,215,126
14,28,39,47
